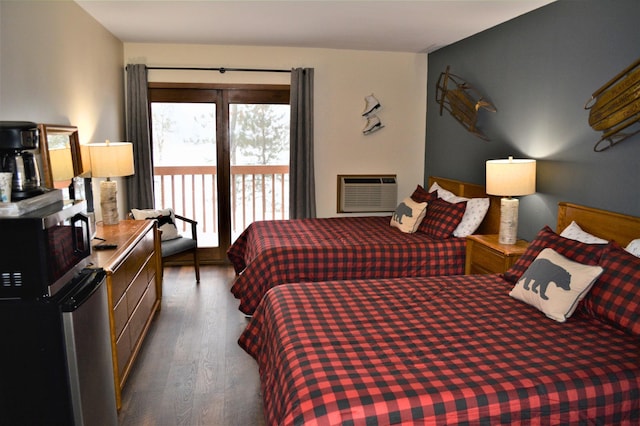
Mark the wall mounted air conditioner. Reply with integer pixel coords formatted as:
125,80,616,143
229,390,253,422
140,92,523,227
337,174,397,213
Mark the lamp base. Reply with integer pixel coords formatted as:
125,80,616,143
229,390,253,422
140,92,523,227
498,197,519,245
100,180,119,225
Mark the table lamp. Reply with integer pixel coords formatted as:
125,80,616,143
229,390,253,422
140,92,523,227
89,141,134,225
486,156,536,244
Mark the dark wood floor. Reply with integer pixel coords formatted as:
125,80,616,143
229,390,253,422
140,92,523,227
117,265,265,426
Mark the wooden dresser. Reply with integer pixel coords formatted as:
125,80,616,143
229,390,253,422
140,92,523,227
90,220,162,409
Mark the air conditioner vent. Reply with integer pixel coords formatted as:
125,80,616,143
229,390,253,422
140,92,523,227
337,174,397,213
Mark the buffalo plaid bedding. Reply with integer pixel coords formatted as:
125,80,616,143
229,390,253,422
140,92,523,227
239,274,640,425
228,216,466,314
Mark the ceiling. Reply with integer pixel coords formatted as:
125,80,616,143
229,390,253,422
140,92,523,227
75,0,555,53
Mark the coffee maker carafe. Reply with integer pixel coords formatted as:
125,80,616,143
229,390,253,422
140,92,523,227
0,121,45,201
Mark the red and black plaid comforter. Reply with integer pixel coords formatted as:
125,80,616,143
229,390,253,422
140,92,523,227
228,216,465,314
239,274,640,425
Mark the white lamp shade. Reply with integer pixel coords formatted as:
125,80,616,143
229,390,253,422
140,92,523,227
49,147,75,181
89,141,135,178
486,157,536,196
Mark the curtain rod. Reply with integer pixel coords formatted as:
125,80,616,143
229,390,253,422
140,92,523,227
145,66,291,74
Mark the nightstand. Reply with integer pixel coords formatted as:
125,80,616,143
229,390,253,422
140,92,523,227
465,234,529,274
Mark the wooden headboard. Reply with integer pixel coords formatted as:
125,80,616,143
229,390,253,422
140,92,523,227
427,176,501,235
557,202,640,247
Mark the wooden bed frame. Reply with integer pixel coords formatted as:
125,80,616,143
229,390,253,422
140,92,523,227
557,202,640,246
427,177,640,245
428,176,501,235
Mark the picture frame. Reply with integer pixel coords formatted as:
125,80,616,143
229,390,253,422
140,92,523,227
38,124,83,189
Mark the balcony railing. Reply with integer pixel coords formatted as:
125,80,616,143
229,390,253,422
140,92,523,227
153,165,289,245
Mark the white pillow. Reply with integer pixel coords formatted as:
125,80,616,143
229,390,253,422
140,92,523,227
559,221,607,244
428,181,455,199
428,182,490,237
131,208,181,241
390,197,427,233
509,248,603,322
625,239,640,257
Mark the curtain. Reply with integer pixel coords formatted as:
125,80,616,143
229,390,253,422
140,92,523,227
125,64,154,210
289,68,316,219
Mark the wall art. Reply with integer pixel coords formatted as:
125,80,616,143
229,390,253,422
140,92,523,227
585,57,640,152
435,66,496,141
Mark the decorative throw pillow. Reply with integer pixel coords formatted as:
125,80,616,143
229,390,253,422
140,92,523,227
503,226,606,284
390,197,428,233
131,208,181,241
509,248,603,322
560,221,608,244
410,185,437,204
583,241,640,336
625,238,640,257
418,197,467,238
451,197,490,237
427,182,489,237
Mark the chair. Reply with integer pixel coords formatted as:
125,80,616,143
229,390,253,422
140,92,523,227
130,208,201,283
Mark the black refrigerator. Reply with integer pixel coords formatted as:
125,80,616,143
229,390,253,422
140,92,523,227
0,268,118,425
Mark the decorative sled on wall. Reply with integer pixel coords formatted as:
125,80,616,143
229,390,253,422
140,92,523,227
435,65,496,141
585,57,640,152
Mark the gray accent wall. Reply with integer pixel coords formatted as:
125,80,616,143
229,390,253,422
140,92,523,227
425,0,640,241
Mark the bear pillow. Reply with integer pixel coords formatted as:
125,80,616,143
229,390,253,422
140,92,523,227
390,197,427,233
509,248,603,322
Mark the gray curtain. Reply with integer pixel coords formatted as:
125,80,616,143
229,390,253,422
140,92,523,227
289,68,316,219
125,64,154,210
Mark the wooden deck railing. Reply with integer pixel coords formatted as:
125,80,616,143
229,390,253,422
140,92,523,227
153,165,289,244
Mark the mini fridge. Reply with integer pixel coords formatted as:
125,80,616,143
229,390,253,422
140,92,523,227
0,268,118,425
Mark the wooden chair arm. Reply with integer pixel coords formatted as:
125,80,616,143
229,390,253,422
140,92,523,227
175,214,198,242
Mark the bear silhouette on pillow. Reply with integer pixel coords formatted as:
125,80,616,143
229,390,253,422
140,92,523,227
520,258,571,300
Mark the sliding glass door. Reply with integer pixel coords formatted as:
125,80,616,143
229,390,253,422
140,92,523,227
229,103,290,242
149,83,290,262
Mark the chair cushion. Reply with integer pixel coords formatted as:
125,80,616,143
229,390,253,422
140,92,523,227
161,236,197,258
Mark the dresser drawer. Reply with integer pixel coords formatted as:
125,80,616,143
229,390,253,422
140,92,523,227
130,230,154,270
468,262,495,275
466,235,528,275
126,266,150,314
110,230,154,302
110,267,129,305
115,327,132,380
470,243,505,273
113,296,129,339
145,251,157,284
128,282,157,349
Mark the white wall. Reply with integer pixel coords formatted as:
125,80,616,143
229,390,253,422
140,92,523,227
0,1,427,221
125,43,427,218
0,1,123,147
0,0,124,221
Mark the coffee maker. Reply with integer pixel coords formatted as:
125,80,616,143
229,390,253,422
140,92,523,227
0,121,45,201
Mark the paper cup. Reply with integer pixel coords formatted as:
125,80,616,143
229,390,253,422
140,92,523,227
0,172,13,202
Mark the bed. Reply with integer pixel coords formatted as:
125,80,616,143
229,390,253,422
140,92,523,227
228,176,500,315
239,202,640,425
